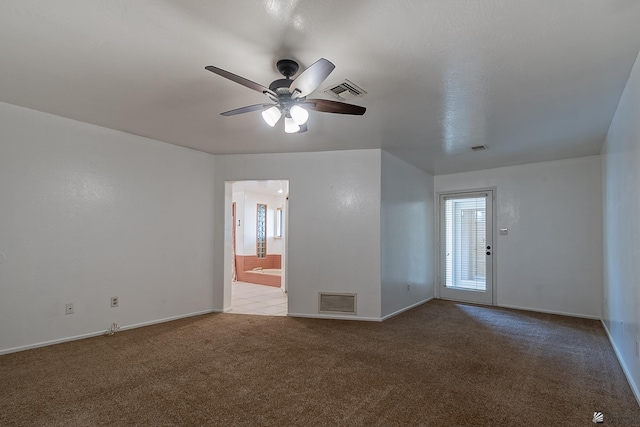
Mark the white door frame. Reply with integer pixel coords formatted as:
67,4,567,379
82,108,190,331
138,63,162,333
436,187,497,305
224,180,289,312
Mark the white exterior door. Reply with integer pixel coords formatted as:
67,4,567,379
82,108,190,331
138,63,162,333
439,191,494,305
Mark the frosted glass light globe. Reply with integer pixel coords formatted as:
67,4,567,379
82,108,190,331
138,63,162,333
284,116,300,133
289,105,309,125
261,106,281,127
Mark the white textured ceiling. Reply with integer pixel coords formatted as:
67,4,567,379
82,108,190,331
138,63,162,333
1,1,639,174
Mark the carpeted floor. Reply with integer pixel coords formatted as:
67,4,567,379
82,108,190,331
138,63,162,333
1,300,638,426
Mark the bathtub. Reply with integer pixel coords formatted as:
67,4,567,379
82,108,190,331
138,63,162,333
240,268,282,287
252,268,281,276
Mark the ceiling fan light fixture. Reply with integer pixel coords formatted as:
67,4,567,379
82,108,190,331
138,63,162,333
289,105,309,125
206,58,365,134
261,106,281,127
284,116,300,133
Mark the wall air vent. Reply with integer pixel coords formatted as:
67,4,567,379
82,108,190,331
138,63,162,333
324,80,367,101
318,293,357,315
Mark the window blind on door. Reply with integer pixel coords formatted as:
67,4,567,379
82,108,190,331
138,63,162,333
443,194,487,291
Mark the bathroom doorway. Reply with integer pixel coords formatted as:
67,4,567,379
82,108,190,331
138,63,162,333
227,180,289,316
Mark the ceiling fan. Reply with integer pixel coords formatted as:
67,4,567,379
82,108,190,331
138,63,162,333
205,58,366,134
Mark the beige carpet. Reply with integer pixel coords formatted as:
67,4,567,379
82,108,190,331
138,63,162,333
1,300,638,426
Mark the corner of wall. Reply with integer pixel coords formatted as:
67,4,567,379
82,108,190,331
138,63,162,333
600,45,640,407
380,151,435,318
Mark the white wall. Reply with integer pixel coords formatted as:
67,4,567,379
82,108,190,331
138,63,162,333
0,102,217,354
434,156,602,318
214,150,382,320
380,151,434,318
235,191,285,256
602,48,640,402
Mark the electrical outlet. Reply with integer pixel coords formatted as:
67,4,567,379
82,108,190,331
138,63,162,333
65,303,74,315
111,296,118,307
636,340,639,358
407,283,411,291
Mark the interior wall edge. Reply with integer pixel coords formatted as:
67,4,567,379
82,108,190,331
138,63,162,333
601,320,640,407
495,304,600,320
380,297,434,321
286,313,383,322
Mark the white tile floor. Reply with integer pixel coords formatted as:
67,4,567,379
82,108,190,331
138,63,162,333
230,281,287,316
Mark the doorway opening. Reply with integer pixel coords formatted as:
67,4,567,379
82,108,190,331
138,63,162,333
438,189,495,305
227,180,289,316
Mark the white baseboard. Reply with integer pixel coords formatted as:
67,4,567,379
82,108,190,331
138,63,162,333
0,330,109,356
0,308,219,356
117,309,220,332
288,297,434,322
601,320,640,407
287,313,382,322
496,303,600,320
381,297,434,321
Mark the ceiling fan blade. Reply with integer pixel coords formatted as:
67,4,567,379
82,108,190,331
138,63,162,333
297,123,308,133
220,104,273,116
289,58,335,98
304,99,366,115
205,66,276,98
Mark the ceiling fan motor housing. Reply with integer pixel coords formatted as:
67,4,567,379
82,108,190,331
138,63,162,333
269,78,295,95
270,59,300,96
276,59,299,78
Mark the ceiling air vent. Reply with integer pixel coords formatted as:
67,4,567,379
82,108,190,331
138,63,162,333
318,292,357,315
324,80,367,101
471,145,487,151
